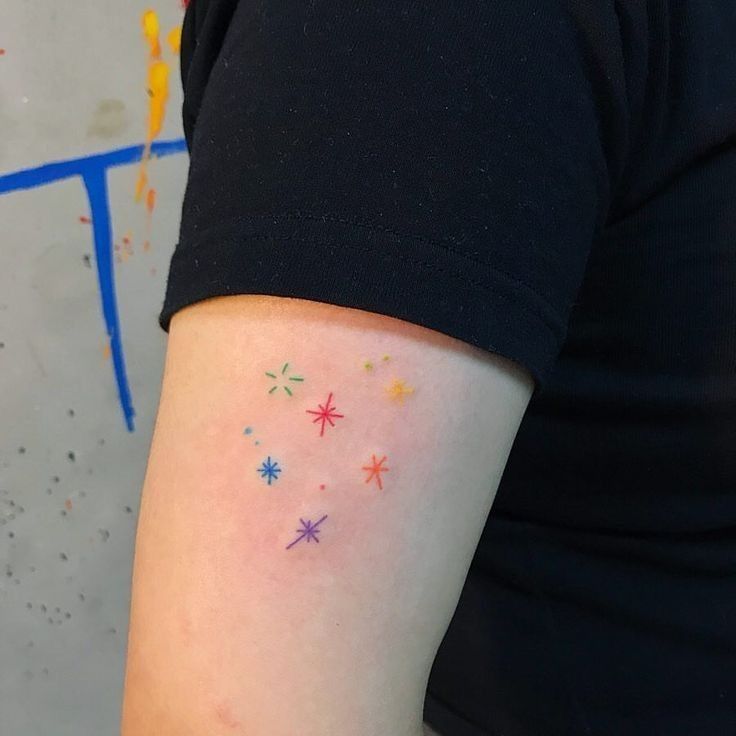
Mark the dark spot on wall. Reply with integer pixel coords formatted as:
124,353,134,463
8,531,14,538
68,409,75,417
125,506,132,513
59,553,68,561
79,593,85,601
65,612,71,619
40,604,47,613
26,602,32,609
87,99,130,139
67,451,75,462
98,529,110,542
52,476,60,483
82,254,91,268
18,447,25,454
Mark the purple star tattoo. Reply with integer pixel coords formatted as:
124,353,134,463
285,514,328,550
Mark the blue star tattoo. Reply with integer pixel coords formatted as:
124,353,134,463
257,456,282,485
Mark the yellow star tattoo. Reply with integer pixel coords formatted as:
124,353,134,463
386,378,415,403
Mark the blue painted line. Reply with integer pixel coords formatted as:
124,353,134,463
0,138,187,194
82,168,136,431
0,138,187,431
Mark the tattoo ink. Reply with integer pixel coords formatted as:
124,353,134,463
386,378,414,403
265,362,304,396
257,456,282,485
243,426,261,445
306,392,345,436
286,515,328,549
362,454,389,490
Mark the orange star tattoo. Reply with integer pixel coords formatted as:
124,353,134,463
362,454,389,490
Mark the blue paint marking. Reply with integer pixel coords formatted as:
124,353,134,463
0,138,187,431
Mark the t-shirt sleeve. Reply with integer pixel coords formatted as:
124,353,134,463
161,0,630,394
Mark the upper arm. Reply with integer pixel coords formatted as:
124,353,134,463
123,0,627,731
121,294,533,736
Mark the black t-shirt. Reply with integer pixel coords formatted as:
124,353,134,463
161,2,736,734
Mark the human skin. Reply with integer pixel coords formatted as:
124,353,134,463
121,294,533,736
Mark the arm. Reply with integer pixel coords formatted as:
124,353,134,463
121,294,534,736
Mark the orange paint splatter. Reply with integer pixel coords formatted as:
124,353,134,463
146,188,157,214
102,342,111,360
0,49,6,56
143,241,151,252
122,233,131,245
167,25,182,54
134,168,148,202
64,498,73,511
79,215,92,224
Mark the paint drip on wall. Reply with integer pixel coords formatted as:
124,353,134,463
135,10,182,248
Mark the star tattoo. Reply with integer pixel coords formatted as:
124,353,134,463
257,456,282,485
386,378,414,403
306,392,344,436
362,454,389,490
265,362,304,396
285,515,328,549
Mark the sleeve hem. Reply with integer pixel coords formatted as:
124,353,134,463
160,213,567,394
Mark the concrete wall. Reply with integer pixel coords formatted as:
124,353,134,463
1,3,189,733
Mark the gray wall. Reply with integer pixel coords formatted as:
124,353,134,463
1,2,189,733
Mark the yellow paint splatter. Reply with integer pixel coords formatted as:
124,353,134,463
136,10,171,205
102,342,111,361
382,355,391,362
167,25,182,54
386,378,415,403
142,10,161,57
146,187,157,214
363,361,374,371
147,61,169,139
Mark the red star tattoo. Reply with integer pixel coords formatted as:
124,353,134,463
362,454,389,490
306,392,345,436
